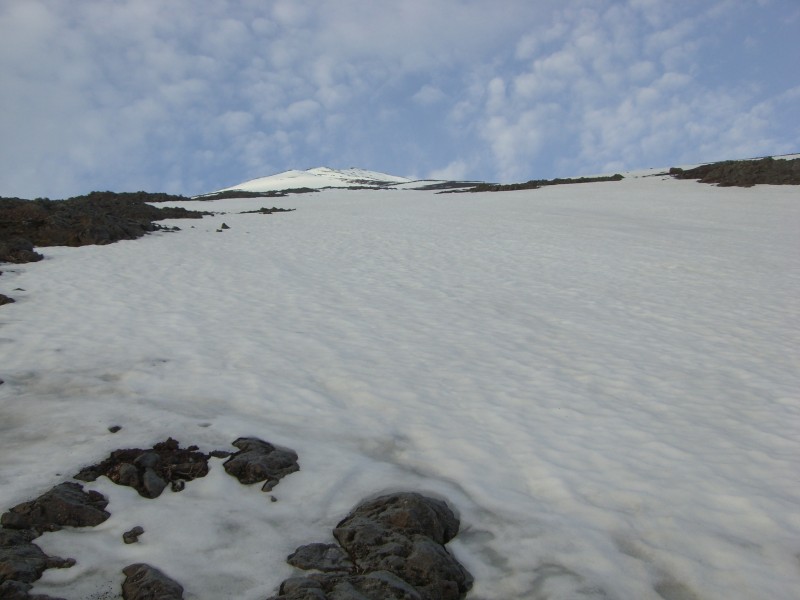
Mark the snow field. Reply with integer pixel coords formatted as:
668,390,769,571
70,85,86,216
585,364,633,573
0,175,798,599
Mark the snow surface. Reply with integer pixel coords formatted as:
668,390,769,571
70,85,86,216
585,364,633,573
209,166,412,194
1,173,799,599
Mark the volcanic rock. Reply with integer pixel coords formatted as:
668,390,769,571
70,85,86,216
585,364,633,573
333,493,460,548
670,156,800,186
275,572,423,600
122,563,184,600
270,492,472,600
0,192,210,265
0,579,67,600
0,482,110,533
123,526,145,545
223,437,300,491
287,544,353,573
0,528,74,586
74,438,210,499
0,238,43,265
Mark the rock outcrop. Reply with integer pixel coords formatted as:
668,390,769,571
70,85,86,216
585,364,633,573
1,482,110,533
122,563,184,600
223,437,300,491
1,442,468,600
270,492,472,600
670,156,800,186
74,438,211,499
0,192,211,264
0,483,109,599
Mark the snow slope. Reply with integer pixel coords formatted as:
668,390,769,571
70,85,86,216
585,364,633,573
209,166,412,194
1,172,799,599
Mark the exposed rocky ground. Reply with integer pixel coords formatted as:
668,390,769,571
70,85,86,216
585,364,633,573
466,173,624,193
74,438,213,499
669,156,800,186
239,207,298,215
1,482,109,600
0,191,212,265
197,188,317,201
1,438,467,600
272,492,472,600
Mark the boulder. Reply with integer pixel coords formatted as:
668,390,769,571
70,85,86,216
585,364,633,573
223,437,299,491
75,438,209,499
0,579,67,600
287,544,353,573
276,572,423,600
1,482,110,533
123,526,145,545
0,237,43,265
0,528,74,585
333,493,460,548
122,563,184,600
270,492,472,600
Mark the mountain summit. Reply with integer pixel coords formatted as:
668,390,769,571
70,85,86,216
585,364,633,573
211,167,412,194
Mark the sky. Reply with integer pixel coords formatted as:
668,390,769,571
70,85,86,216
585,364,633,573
1,0,798,198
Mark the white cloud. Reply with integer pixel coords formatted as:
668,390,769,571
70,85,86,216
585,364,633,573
412,84,446,106
280,99,321,124
217,111,255,136
427,159,471,181
0,0,796,196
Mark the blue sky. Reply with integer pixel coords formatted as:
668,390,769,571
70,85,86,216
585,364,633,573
1,0,798,198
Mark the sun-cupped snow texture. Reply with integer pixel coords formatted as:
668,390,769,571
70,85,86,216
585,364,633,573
0,172,798,599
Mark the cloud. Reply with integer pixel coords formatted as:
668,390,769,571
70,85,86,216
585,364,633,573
464,0,800,180
427,159,471,181
0,0,796,197
413,84,446,106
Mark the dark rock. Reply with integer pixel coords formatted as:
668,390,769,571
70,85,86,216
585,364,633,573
134,452,161,470
0,294,15,305
0,580,68,600
274,572,423,600
123,526,144,545
114,463,140,487
122,563,184,600
0,193,211,265
334,493,460,547
0,528,74,592
1,482,110,533
288,544,354,573
272,493,472,600
239,206,298,214
0,238,43,265
670,156,800,187
208,450,232,459
0,580,33,600
142,468,168,498
366,535,471,600
220,222,230,229
75,438,210,499
469,173,623,193
108,425,122,433
222,437,299,490
273,576,328,600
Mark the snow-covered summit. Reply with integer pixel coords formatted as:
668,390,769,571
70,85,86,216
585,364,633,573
211,167,412,194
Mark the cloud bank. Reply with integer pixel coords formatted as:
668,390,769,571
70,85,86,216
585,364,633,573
1,0,797,197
